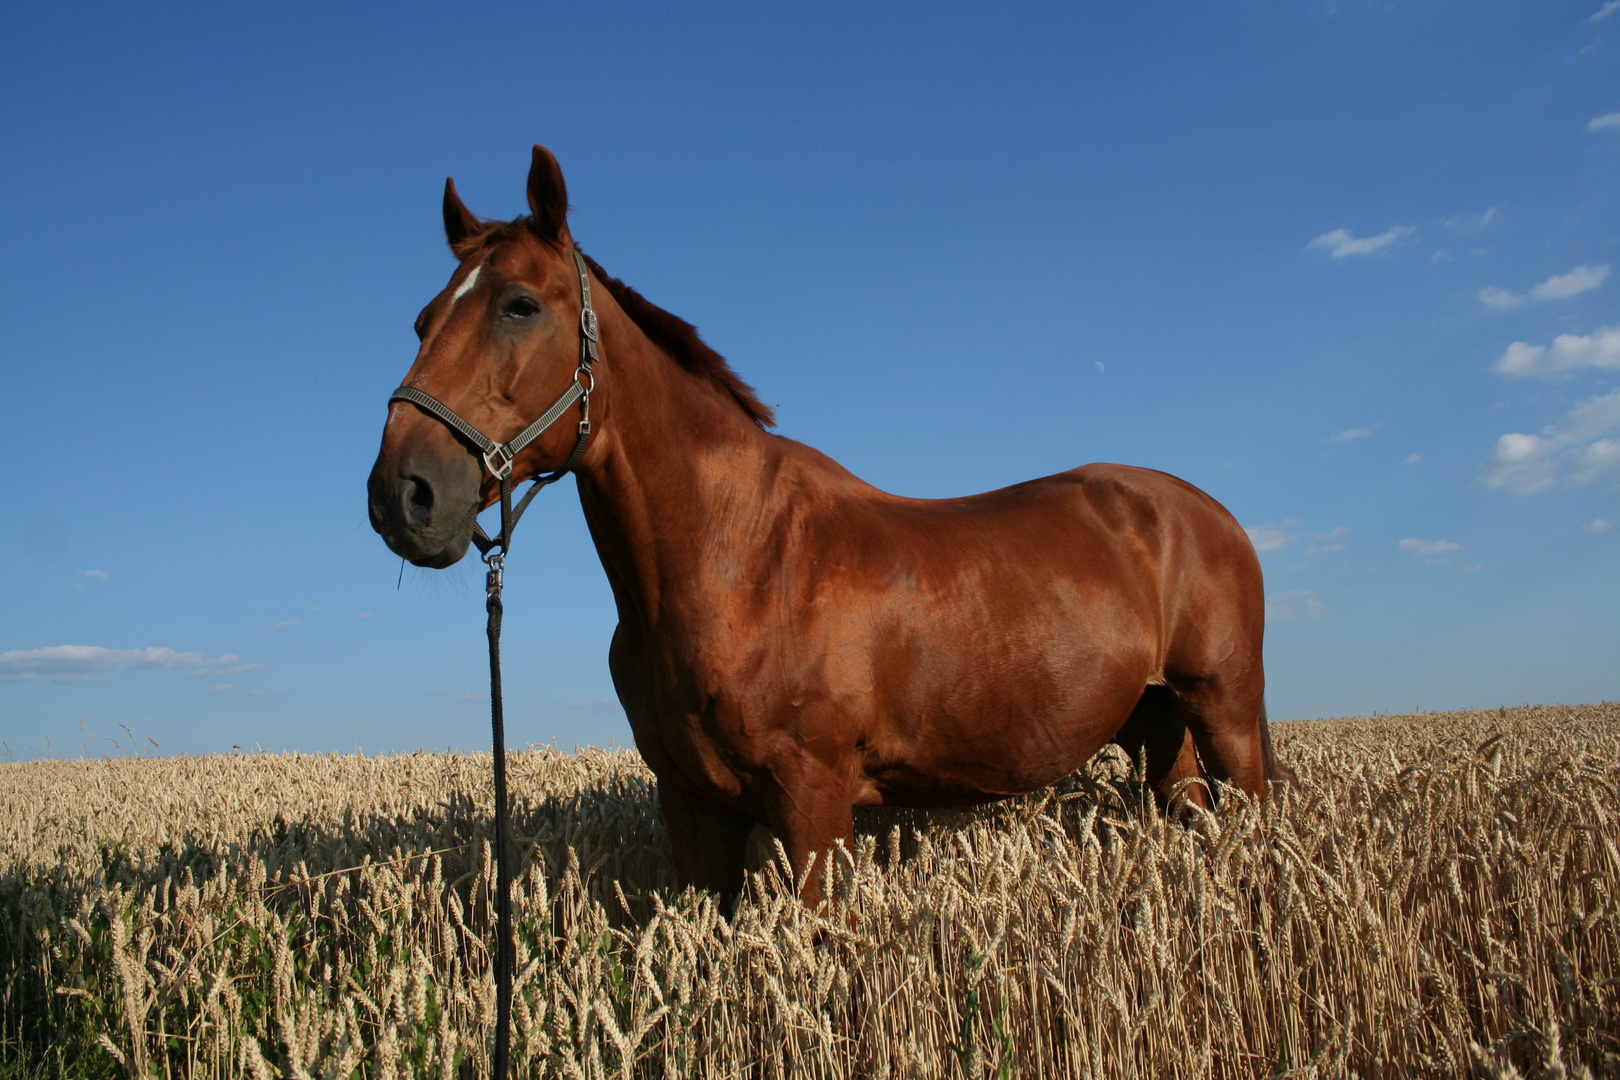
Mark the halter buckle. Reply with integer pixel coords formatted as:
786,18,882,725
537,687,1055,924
482,444,515,480
581,308,600,342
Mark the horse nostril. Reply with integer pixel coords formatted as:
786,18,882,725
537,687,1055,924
402,474,435,529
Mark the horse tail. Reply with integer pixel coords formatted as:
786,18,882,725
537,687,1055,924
1258,701,1297,785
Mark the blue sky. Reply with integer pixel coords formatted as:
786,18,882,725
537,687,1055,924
2,1,1617,759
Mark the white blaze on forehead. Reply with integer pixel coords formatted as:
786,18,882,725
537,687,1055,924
451,262,484,305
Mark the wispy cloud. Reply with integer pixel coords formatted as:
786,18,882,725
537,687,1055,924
1325,427,1373,443
275,620,301,629
1309,226,1415,258
1584,518,1614,533
1399,538,1461,557
1590,112,1620,132
1304,526,1347,555
78,569,107,580
1244,522,1299,552
1442,206,1502,233
188,654,264,676
1480,389,1620,494
1480,265,1609,309
1266,590,1327,623
1594,0,1620,22
0,646,253,683
1494,325,1620,378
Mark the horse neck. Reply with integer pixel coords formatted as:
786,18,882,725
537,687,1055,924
574,306,775,624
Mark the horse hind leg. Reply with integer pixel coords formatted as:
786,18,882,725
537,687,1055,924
1112,685,1213,814
1172,675,1270,803
1257,701,1297,784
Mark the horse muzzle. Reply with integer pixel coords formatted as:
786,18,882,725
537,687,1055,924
366,448,482,568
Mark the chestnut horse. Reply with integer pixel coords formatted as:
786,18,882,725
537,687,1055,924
369,146,1293,905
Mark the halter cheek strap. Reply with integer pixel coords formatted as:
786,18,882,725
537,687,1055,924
388,248,600,559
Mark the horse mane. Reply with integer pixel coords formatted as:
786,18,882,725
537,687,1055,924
455,221,775,429
578,253,776,429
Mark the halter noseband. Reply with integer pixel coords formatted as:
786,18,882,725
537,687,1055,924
388,248,600,562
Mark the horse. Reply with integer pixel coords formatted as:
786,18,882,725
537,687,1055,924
368,145,1295,906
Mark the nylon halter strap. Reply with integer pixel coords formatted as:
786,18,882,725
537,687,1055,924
388,247,600,562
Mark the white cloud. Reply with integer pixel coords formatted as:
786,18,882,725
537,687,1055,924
1326,427,1373,443
1480,389,1620,493
358,611,376,619
1309,226,1415,258
1266,591,1328,623
1594,0,1620,22
1094,361,1105,373
1479,264,1609,309
1244,523,1298,552
275,620,301,629
1493,325,1620,378
78,569,107,580
1399,538,1461,556
1,646,179,682
1584,518,1614,532
1535,264,1610,299
189,654,264,676
0,646,256,683
1405,453,1422,464
1442,206,1502,233
1590,112,1620,132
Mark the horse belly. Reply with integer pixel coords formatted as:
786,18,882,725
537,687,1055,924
858,594,1155,807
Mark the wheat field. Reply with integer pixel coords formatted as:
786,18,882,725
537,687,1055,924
2,703,1617,1079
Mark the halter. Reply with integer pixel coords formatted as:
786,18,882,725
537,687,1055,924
385,245,600,1080
388,246,601,565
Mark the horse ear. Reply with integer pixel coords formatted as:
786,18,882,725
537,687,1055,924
526,145,570,242
443,177,483,249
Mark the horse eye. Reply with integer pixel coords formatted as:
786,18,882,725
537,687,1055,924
503,297,540,320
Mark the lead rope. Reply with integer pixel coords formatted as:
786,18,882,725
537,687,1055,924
392,249,599,1080
486,544,514,1080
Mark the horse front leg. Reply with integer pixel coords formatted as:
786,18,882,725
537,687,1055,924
659,781,754,906
758,759,856,909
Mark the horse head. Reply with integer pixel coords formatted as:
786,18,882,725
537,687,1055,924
367,146,593,567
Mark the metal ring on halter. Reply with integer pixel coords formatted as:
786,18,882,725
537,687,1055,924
575,367,596,395
482,444,516,480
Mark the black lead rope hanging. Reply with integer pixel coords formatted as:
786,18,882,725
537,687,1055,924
386,249,600,1080
485,546,515,1080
